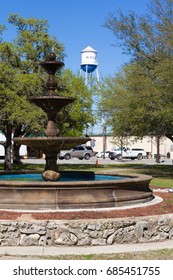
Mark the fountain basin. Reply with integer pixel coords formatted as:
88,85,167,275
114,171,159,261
0,171,153,210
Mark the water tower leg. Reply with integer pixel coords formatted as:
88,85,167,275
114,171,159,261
85,65,88,85
96,68,99,82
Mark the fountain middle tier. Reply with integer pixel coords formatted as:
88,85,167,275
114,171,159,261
13,136,90,155
28,96,75,112
13,136,90,178
28,96,76,137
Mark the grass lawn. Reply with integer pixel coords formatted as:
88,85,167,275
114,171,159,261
39,248,173,260
2,248,173,260
150,178,173,188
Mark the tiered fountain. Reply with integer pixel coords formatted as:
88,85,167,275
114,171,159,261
0,53,154,210
14,52,90,181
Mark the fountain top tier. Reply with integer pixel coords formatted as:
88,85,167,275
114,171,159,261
40,52,64,96
29,52,75,120
40,52,64,74
28,52,76,137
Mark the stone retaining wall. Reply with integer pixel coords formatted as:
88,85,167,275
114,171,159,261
1,214,173,246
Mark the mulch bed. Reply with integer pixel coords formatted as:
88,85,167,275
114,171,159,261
0,191,173,221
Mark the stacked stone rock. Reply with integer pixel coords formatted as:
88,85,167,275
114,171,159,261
0,215,173,246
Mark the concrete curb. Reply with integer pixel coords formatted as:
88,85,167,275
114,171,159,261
0,239,173,257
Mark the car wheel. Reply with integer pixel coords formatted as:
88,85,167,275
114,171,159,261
84,153,90,160
64,153,71,160
137,153,143,160
117,154,122,160
110,158,115,160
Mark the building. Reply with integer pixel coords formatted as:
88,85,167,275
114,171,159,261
90,135,173,159
0,132,27,158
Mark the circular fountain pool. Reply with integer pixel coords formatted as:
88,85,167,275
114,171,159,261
0,171,153,210
0,173,129,182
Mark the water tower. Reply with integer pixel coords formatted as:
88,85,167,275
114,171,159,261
80,46,101,136
80,46,99,86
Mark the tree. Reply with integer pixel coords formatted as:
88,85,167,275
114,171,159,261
100,61,173,133
99,61,173,162
0,15,65,169
56,69,94,136
101,0,173,161
0,15,94,169
8,14,65,64
9,14,94,133
105,0,173,65
0,42,46,169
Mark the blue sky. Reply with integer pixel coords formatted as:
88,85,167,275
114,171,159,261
1,0,148,77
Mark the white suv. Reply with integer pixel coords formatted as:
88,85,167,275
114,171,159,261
109,147,147,160
59,145,96,160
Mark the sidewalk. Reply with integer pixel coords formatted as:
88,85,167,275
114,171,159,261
0,239,173,258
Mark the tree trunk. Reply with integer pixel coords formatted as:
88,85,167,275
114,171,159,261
4,123,12,171
13,125,23,165
13,142,23,165
156,135,160,163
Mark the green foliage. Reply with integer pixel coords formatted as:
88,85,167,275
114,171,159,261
8,14,65,66
101,0,173,140
56,69,94,136
0,13,94,167
0,24,6,42
0,43,46,136
104,0,173,62
99,62,173,138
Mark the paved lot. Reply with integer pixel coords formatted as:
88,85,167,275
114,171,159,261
19,156,173,166
0,155,172,165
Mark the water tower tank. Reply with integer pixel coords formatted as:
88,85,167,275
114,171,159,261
80,46,99,86
80,46,98,73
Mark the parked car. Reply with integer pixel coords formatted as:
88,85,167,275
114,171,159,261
59,145,96,160
96,151,110,158
109,147,147,160
108,147,122,159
